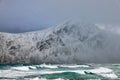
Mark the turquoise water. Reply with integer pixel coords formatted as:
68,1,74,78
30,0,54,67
0,64,120,80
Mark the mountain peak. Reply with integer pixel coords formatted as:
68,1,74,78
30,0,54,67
52,19,99,42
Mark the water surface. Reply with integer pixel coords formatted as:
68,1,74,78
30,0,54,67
0,64,120,80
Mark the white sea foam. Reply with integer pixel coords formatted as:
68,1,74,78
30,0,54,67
88,67,118,79
30,77,42,80
30,77,48,80
39,64,58,68
89,67,112,73
38,67,118,79
29,66,37,69
54,78,66,80
11,66,118,79
1,65,118,79
12,66,30,71
100,73,118,79
60,65,89,68
11,66,37,71
39,70,67,75
37,69,85,75
30,77,65,80
37,64,89,69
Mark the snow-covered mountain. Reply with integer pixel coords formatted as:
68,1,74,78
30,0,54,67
0,20,120,64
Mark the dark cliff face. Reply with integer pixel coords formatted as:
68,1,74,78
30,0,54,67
0,21,120,64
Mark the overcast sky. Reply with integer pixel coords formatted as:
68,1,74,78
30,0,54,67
0,0,120,33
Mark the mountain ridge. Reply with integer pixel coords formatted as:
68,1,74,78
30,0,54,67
0,20,120,64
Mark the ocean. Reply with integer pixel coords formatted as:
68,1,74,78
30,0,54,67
0,64,120,80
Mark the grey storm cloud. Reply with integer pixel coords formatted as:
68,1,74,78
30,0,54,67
0,0,120,33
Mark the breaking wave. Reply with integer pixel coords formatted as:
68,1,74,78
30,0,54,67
0,64,120,80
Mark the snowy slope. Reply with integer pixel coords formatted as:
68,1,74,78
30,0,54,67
0,20,120,64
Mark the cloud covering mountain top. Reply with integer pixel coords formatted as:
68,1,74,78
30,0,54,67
0,0,120,33
0,19,120,64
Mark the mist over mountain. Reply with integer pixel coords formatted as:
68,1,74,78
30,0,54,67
0,0,120,33
0,19,120,64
